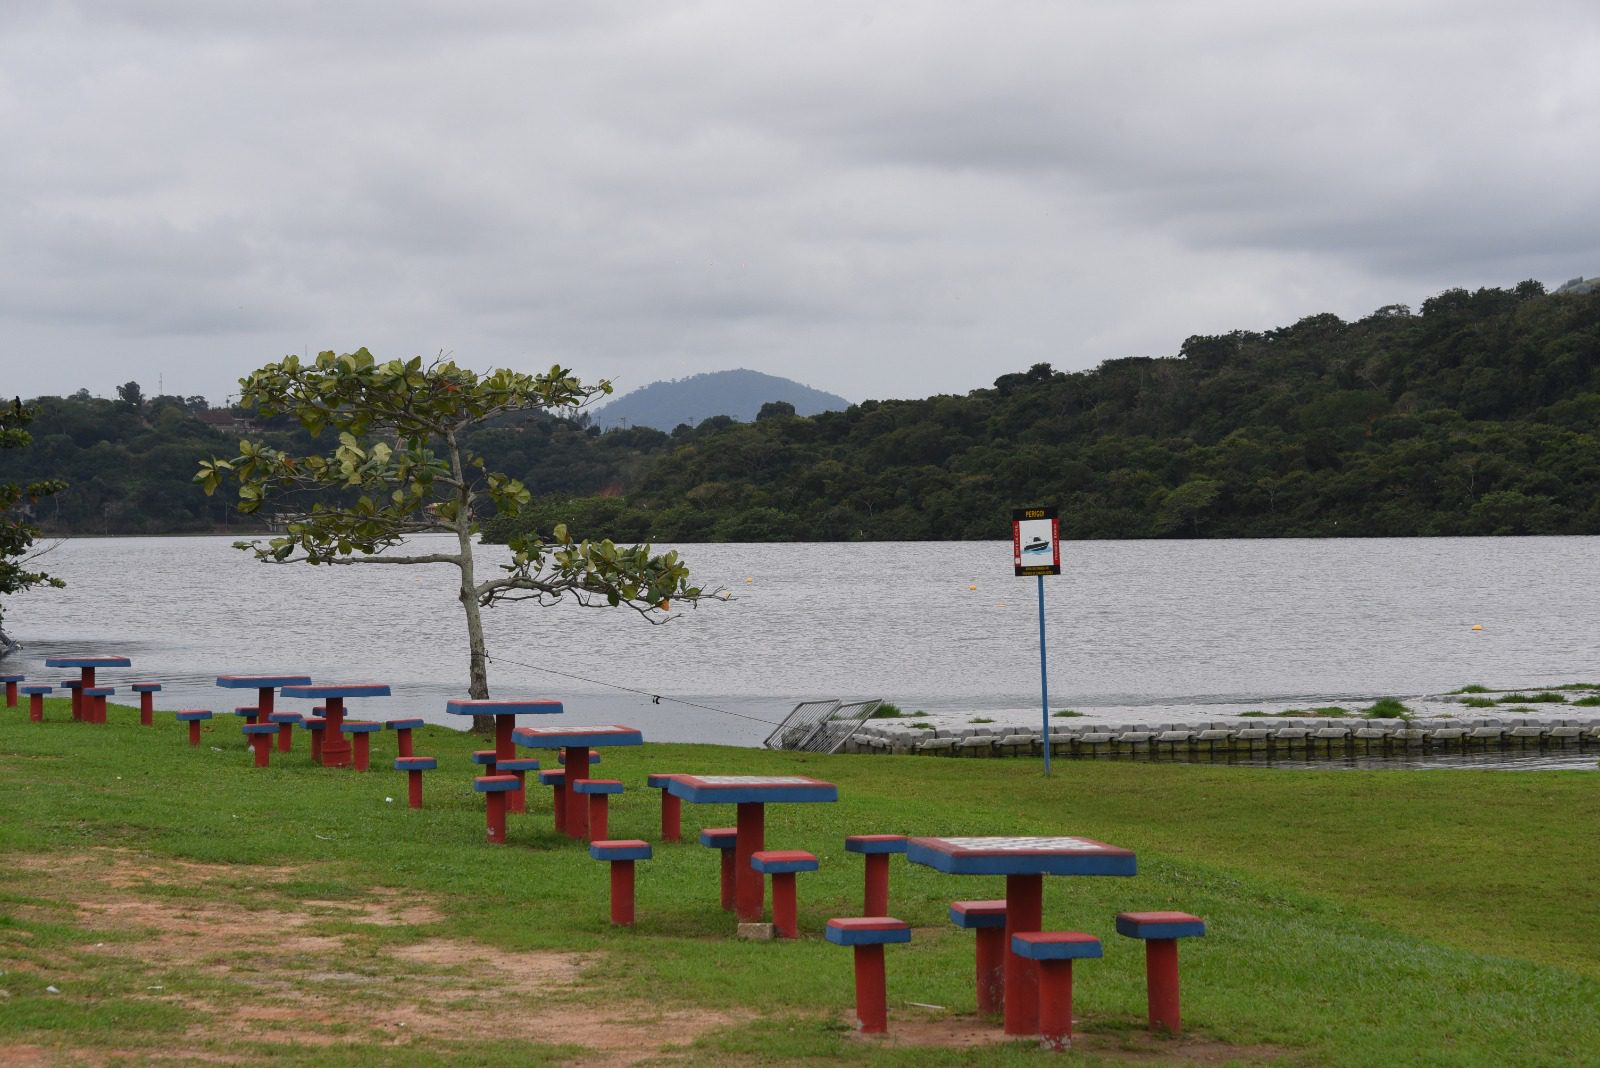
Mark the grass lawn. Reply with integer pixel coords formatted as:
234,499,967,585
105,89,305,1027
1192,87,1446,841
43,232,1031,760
1,698,1597,1066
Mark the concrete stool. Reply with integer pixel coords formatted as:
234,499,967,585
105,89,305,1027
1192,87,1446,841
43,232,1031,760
845,835,907,915
132,681,162,726
82,686,114,724
242,722,278,767
60,679,83,721
175,709,212,746
647,773,682,842
950,899,1008,1014
21,684,52,722
1012,931,1102,1051
302,716,327,762
1116,911,1205,1034
394,756,438,809
498,757,541,814
474,774,520,843
824,917,911,1034
590,839,652,926
268,712,303,753
699,827,738,910
385,717,425,757
538,768,569,834
751,850,818,938
573,779,624,841
1,673,22,707
344,721,383,771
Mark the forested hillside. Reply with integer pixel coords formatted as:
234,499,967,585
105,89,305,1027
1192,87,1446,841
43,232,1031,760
6,280,1599,540
486,280,1600,541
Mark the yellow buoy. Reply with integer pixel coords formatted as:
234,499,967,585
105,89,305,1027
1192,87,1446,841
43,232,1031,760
745,577,754,584
968,584,977,591
1471,624,1483,631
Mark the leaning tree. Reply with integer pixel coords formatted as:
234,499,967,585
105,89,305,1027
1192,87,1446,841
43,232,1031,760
1,397,68,649
197,350,714,710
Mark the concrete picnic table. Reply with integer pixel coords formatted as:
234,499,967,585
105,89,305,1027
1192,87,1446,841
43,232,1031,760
279,683,390,767
45,656,132,722
511,725,642,840
905,835,1136,1036
444,698,563,766
215,675,313,727
661,775,838,922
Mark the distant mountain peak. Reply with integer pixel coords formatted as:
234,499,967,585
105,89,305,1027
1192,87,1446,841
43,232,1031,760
592,368,850,430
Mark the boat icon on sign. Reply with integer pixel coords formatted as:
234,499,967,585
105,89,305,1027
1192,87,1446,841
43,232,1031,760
1022,537,1051,554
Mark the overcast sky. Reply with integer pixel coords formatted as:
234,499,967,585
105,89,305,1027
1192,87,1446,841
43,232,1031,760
3,1,1597,408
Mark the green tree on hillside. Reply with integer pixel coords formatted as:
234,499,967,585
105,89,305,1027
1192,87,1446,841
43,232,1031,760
0,398,67,647
197,350,716,709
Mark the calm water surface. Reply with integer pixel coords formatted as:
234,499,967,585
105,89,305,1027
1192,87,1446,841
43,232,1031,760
7,536,1598,746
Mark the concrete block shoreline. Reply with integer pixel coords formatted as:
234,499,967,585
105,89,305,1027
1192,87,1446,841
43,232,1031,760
844,715,1600,760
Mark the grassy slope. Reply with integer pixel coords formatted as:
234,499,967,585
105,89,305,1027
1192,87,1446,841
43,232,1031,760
1,700,1597,1066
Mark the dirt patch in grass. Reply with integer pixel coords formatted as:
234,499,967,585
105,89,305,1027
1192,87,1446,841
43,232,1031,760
856,1012,1298,1064
1,849,746,1065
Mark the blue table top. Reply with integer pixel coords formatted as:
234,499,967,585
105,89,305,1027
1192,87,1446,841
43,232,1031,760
905,836,1136,877
512,725,643,749
45,657,131,669
445,699,564,717
663,774,838,805
280,683,391,699
216,675,313,689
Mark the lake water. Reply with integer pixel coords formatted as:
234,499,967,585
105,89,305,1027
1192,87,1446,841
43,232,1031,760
6,536,1598,747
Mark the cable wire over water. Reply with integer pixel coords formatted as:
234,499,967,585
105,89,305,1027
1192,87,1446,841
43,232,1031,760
483,653,786,728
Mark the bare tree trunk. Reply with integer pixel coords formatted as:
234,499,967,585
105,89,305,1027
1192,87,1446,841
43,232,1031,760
447,430,494,733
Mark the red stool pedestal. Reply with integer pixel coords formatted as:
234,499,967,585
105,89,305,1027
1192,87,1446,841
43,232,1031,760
590,839,652,926
699,827,738,911
845,835,907,916
950,900,1008,1014
825,917,911,1034
242,723,278,767
1115,911,1206,1034
1012,931,1102,1052
751,850,819,939
474,775,519,843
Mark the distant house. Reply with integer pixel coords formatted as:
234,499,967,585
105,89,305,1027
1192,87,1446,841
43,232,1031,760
195,410,258,434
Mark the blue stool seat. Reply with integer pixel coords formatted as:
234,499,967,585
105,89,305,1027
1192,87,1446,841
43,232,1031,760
395,756,438,771
343,720,383,734
470,749,499,766
572,778,624,795
241,723,278,737
845,834,908,855
174,710,213,722
1011,931,1103,960
498,758,542,773
699,827,737,849
751,850,819,874
1115,911,1206,940
473,774,519,793
590,839,652,861
949,900,1007,928
825,917,911,946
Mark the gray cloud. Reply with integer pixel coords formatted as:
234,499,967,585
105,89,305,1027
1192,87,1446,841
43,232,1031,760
2,1,1597,406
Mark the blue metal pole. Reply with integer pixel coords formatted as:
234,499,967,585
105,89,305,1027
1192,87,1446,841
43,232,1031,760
1038,574,1051,776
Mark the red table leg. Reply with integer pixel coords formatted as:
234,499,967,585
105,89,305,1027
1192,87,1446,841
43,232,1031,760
661,791,681,843
864,854,890,915
320,698,351,767
734,802,766,922
257,686,275,724
29,692,45,722
4,680,15,707
564,745,591,839
1003,873,1043,1035
77,668,94,721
